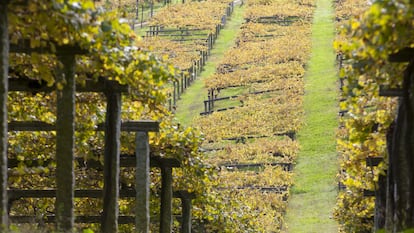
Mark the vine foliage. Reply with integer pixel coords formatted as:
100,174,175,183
334,0,414,231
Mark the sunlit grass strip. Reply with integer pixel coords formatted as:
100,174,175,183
284,0,339,231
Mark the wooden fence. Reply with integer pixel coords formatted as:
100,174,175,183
0,41,198,233
145,1,235,112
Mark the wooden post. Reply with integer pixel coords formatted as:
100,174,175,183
178,191,195,233
181,200,191,233
131,0,138,30
177,79,181,97
141,5,144,28
135,0,139,20
339,77,344,90
207,33,213,55
160,166,173,233
200,53,203,67
180,76,184,95
207,90,211,113
0,2,9,229
102,85,122,233
204,100,208,113
192,64,195,81
209,89,214,112
135,132,150,233
374,173,387,230
173,82,177,106
150,1,154,18
384,59,414,231
55,54,76,232
210,34,213,52
212,89,215,110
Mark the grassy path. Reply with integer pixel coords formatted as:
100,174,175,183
174,5,245,125
284,0,339,232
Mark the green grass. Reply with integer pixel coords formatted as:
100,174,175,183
174,5,245,125
284,0,339,232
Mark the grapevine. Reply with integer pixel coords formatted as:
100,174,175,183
332,0,414,231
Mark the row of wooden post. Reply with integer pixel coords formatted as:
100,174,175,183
0,4,195,233
4,77,196,232
337,45,414,230
0,1,242,230
145,2,235,112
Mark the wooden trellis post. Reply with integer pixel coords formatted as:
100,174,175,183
160,165,173,233
5,118,195,231
378,48,414,231
181,194,192,233
174,190,195,233
102,83,122,233
150,2,154,18
134,122,160,233
8,38,87,231
0,1,9,229
136,132,150,233
173,81,177,106
148,157,181,233
55,54,76,232
181,75,185,93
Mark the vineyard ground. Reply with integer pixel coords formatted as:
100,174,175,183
285,0,339,231
172,0,339,231
174,3,245,125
